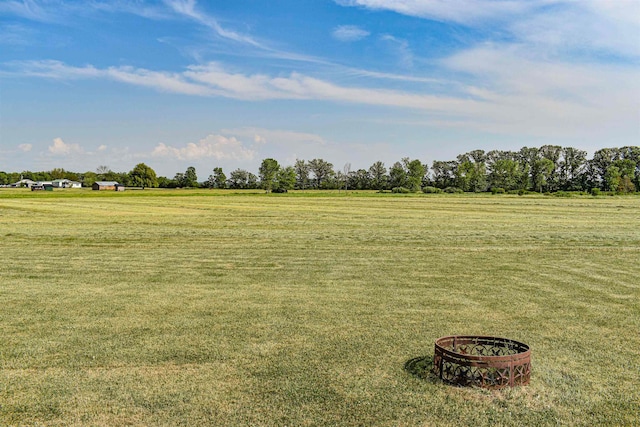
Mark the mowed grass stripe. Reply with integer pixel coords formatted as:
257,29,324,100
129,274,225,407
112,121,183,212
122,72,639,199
1,190,639,426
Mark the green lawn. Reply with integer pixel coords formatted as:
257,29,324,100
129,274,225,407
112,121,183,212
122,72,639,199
1,189,639,426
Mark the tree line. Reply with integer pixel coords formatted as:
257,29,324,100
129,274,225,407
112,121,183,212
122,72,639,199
2,145,638,194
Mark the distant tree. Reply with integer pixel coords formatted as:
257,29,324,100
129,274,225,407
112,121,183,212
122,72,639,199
591,148,618,189
95,165,111,181
157,176,177,188
7,172,21,184
538,145,563,192
455,160,474,192
349,169,371,190
559,147,587,191
612,159,636,179
431,160,457,189
185,166,198,187
369,161,387,191
275,166,296,192
0,171,8,185
174,167,198,187
388,161,408,189
294,159,310,190
215,167,227,189
456,151,486,192
103,169,123,183
308,158,334,189
488,159,519,191
532,158,554,193
129,163,158,188
517,146,540,190
604,166,621,192
619,146,640,189
610,159,636,193
405,158,426,192
204,167,226,189
50,168,66,180
228,169,258,189
76,172,92,187
259,158,280,192
116,172,132,186
618,175,636,193
342,163,352,191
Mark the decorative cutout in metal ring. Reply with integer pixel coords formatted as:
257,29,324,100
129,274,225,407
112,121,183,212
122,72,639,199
433,335,531,389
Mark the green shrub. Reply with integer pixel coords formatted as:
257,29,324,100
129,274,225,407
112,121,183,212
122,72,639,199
443,187,463,194
491,187,505,194
422,186,442,194
590,188,601,196
552,191,573,197
391,187,411,194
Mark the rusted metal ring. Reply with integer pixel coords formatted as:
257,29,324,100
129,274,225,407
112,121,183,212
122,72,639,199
433,335,531,389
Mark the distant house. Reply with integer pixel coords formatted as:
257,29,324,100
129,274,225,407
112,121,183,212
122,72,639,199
52,179,81,188
11,179,36,188
92,181,125,191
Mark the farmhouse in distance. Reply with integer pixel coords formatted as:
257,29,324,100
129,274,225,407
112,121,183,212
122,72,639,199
92,181,125,191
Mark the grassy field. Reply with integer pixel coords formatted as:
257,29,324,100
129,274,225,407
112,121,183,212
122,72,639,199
1,189,639,426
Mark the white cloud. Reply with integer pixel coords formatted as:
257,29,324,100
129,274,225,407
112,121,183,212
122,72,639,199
332,25,370,42
151,134,256,161
98,144,107,151
334,0,539,24
8,59,101,79
5,60,480,112
441,45,640,138
6,54,638,142
510,1,640,57
48,137,83,155
105,65,213,96
18,143,32,152
337,1,640,59
224,128,326,147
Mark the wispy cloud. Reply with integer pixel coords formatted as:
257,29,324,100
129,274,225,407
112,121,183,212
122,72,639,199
222,128,326,148
0,0,171,24
380,34,413,68
332,25,370,42
8,56,636,140
334,0,537,25
18,143,33,152
0,23,35,45
4,60,480,112
510,1,640,58
0,0,51,22
345,68,446,84
163,0,264,48
336,0,640,59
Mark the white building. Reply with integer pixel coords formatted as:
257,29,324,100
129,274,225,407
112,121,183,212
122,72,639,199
11,179,36,188
52,179,82,188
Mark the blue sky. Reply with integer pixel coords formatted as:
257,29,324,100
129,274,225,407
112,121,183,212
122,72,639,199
1,0,639,177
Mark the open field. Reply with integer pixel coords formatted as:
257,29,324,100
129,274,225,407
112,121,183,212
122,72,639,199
1,189,639,426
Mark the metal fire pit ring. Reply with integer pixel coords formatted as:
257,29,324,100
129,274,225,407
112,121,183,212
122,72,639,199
433,335,531,389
